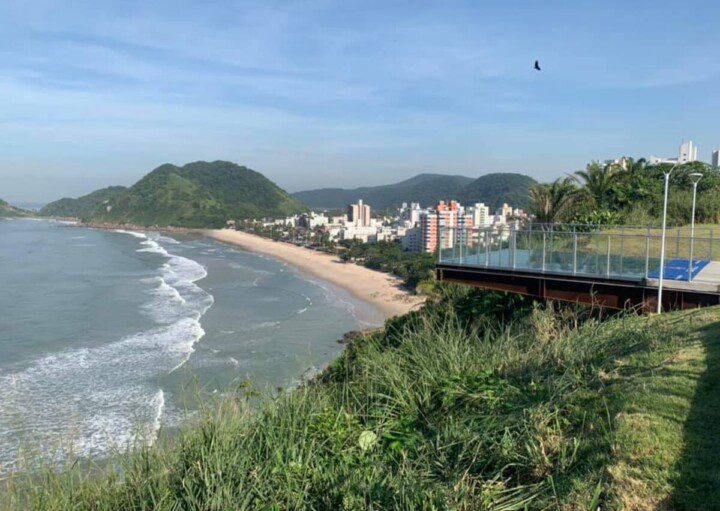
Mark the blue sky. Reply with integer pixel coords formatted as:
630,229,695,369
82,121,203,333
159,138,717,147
2,0,720,202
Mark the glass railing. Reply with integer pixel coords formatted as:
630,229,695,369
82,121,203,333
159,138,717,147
437,224,720,283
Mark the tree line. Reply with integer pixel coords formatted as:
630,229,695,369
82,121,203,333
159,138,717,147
530,158,720,226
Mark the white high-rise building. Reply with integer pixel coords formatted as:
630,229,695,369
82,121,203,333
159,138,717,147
347,199,371,227
712,149,720,169
679,140,698,164
471,203,490,227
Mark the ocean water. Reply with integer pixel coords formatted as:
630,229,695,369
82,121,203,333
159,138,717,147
0,218,382,472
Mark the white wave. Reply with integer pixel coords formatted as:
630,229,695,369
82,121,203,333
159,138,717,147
137,239,168,255
149,390,165,445
0,317,205,470
297,307,308,315
114,229,147,239
157,235,180,244
131,233,213,335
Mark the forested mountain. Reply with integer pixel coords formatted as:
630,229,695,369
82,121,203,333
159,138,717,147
293,172,536,211
292,174,474,210
89,161,307,228
0,199,33,218
462,173,537,211
39,186,127,219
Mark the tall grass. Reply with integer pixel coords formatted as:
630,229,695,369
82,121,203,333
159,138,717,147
0,289,690,510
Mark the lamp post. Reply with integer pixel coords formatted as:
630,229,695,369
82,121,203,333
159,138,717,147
657,162,680,314
688,172,703,279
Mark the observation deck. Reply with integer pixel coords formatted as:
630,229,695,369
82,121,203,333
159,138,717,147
436,224,720,310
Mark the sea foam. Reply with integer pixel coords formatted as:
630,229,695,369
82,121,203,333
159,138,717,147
0,230,214,471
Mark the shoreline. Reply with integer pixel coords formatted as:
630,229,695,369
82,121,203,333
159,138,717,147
205,229,425,319
68,221,425,319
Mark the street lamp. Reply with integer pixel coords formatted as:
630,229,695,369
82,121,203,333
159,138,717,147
657,162,680,314
688,172,703,279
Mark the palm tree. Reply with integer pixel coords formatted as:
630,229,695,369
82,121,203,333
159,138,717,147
530,177,577,224
623,156,647,173
573,161,619,209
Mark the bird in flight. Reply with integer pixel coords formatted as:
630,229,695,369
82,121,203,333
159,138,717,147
534,60,541,71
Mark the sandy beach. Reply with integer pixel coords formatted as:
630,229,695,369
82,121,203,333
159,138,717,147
206,229,425,318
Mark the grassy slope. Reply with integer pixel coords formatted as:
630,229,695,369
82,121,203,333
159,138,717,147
3,293,720,510
607,307,720,509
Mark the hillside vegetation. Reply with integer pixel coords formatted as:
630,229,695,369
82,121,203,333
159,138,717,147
462,173,537,211
5,287,719,510
68,161,307,228
293,172,536,211
39,186,127,219
0,199,33,218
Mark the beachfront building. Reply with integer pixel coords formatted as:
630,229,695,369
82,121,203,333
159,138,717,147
340,224,377,242
298,212,329,229
347,200,372,227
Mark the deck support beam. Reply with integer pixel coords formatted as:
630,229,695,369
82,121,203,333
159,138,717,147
436,264,720,312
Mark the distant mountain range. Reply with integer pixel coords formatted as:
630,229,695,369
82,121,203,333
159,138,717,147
0,198,33,218
41,161,307,228
39,165,538,228
293,172,537,211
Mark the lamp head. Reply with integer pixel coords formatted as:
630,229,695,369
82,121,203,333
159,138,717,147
689,172,703,184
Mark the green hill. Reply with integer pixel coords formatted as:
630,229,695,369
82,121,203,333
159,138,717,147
293,172,535,211
91,161,307,228
0,198,33,218
462,172,537,211
39,186,127,219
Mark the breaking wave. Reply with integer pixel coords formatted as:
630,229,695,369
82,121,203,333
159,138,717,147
0,230,213,471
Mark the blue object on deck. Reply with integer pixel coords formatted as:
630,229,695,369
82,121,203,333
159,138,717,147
648,259,710,281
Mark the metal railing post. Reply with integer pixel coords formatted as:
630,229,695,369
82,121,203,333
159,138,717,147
711,230,714,260
438,226,443,262
451,228,456,261
644,228,650,278
485,231,490,268
511,225,517,269
459,228,463,264
542,232,546,271
606,235,611,277
619,227,624,275
526,229,532,267
572,232,578,274
595,232,599,274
